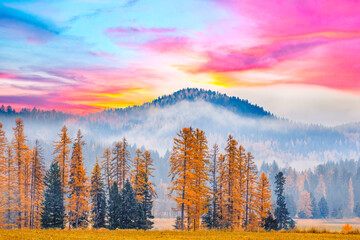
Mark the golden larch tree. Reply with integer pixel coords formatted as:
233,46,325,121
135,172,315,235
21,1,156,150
3,145,16,228
101,148,112,196
29,140,44,229
0,122,7,227
132,148,145,202
243,152,258,230
54,125,72,190
12,118,28,228
68,130,89,228
169,127,195,231
191,128,210,230
256,172,272,227
111,141,123,188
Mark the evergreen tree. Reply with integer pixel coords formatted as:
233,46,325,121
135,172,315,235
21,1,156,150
263,211,278,231
107,182,121,230
318,197,329,218
41,162,65,229
310,193,319,219
68,130,89,228
119,180,140,229
90,158,106,229
274,172,292,230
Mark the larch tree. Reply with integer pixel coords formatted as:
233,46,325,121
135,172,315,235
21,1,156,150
101,148,112,196
90,157,106,229
4,145,16,228
298,190,312,218
216,154,227,228
112,141,123,189
141,150,156,230
257,172,272,227
169,127,195,231
223,135,240,228
203,144,220,229
53,125,72,190
29,140,44,229
0,122,7,227
41,162,65,229
236,145,246,227
244,152,258,230
68,130,89,229
12,118,28,228
132,148,144,202
120,138,131,189
191,128,209,230
23,149,32,228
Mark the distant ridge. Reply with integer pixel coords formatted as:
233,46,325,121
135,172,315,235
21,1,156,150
106,88,273,118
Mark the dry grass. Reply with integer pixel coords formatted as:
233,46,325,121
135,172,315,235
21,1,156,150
1,229,360,240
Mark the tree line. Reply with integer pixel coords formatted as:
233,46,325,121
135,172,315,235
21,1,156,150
169,127,294,231
0,119,155,229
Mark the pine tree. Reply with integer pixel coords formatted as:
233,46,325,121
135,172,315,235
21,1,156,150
120,138,131,189
41,162,65,229
107,182,121,230
257,172,272,227
101,148,112,196
169,127,195,231
274,172,292,230
53,125,71,190
12,118,28,228
68,130,89,229
318,197,329,219
90,158,106,229
29,140,44,229
119,180,140,229
310,193,319,219
141,150,156,229
112,141,123,189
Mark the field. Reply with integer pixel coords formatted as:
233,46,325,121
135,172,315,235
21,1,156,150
153,218,360,231
1,218,360,239
1,229,360,240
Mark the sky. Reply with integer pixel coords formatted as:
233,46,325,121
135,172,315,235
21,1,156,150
1,0,360,126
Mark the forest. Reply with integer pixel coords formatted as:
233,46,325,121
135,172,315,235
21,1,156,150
0,118,295,231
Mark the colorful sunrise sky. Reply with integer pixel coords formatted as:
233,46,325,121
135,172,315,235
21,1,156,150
1,0,360,125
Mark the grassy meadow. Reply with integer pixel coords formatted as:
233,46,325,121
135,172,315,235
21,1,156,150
1,229,360,240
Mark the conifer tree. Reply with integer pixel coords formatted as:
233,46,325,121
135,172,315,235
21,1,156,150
119,180,141,229
203,144,220,229
191,128,210,230
41,162,65,229
0,122,7,227
107,182,121,230
132,148,144,202
68,130,89,228
4,145,16,228
169,127,195,230
120,138,131,189
318,197,329,219
310,193,319,219
101,148,112,196
257,172,272,227
298,190,312,218
90,158,106,229
223,135,240,228
54,125,71,190
12,118,28,228
244,152,258,229
274,172,292,230
112,141,123,189
23,149,32,228
29,140,44,229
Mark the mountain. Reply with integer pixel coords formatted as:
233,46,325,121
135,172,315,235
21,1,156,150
1,88,360,217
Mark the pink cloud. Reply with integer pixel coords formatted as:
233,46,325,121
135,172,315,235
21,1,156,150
142,36,192,53
105,27,176,35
